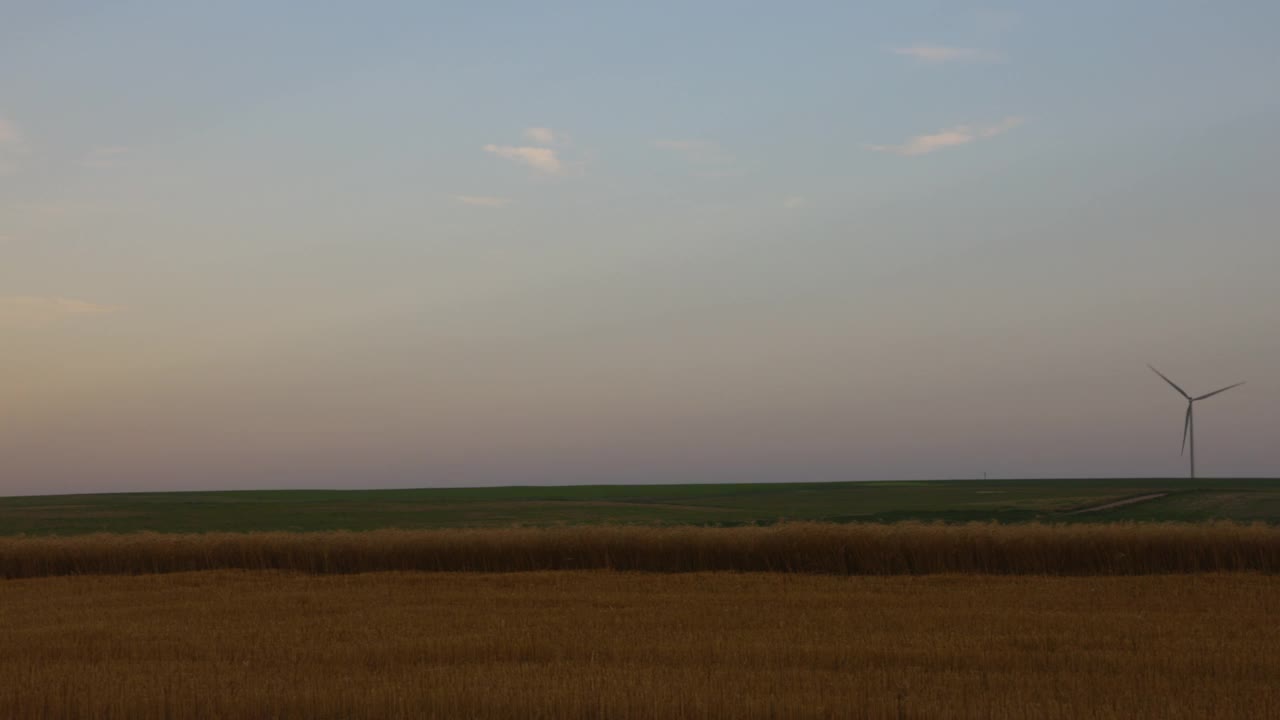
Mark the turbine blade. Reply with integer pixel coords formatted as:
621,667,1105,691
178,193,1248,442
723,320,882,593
1148,365,1190,399
1181,405,1191,456
1194,382,1245,401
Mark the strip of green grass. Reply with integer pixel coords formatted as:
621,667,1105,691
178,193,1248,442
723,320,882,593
1,478,1277,535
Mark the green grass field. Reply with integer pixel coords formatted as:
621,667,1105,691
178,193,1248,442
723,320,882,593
2,478,1278,536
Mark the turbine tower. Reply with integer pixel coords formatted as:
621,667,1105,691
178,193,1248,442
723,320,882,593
1148,365,1244,479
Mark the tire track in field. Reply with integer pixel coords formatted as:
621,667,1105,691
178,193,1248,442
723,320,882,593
1068,493,1169,515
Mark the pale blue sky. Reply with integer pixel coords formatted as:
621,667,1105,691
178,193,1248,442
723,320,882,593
2,2,1278,494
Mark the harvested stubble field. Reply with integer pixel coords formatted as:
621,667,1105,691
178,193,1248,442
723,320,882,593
0,571,1277,719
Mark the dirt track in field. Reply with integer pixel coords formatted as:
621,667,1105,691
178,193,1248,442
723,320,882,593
1069,493,1169,514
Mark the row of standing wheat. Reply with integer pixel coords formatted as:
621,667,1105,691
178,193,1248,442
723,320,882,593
1,522,1277,578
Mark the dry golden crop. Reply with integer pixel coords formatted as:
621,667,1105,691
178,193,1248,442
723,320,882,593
1,522,1277,578
0,571,1276,719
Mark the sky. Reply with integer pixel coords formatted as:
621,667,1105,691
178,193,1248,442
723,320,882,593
3,1,1279,495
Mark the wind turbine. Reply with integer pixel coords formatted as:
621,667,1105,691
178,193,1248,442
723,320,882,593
1148,365,1244,479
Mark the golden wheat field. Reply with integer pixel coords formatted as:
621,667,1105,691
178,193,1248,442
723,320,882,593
0,570,1276,719
3,522,1279,578
3,524,1278,718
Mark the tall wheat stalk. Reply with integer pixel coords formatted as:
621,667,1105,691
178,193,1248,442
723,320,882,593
2,522,1276,579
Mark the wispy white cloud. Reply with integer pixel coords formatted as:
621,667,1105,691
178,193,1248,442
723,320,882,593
976,116,1024,138
866,116,1024,157
524,127,560,146
782,196,811,210
0,296,123,326
84,145,131,168
892,45,1002,63
483,144,563,174
452,194,510,207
